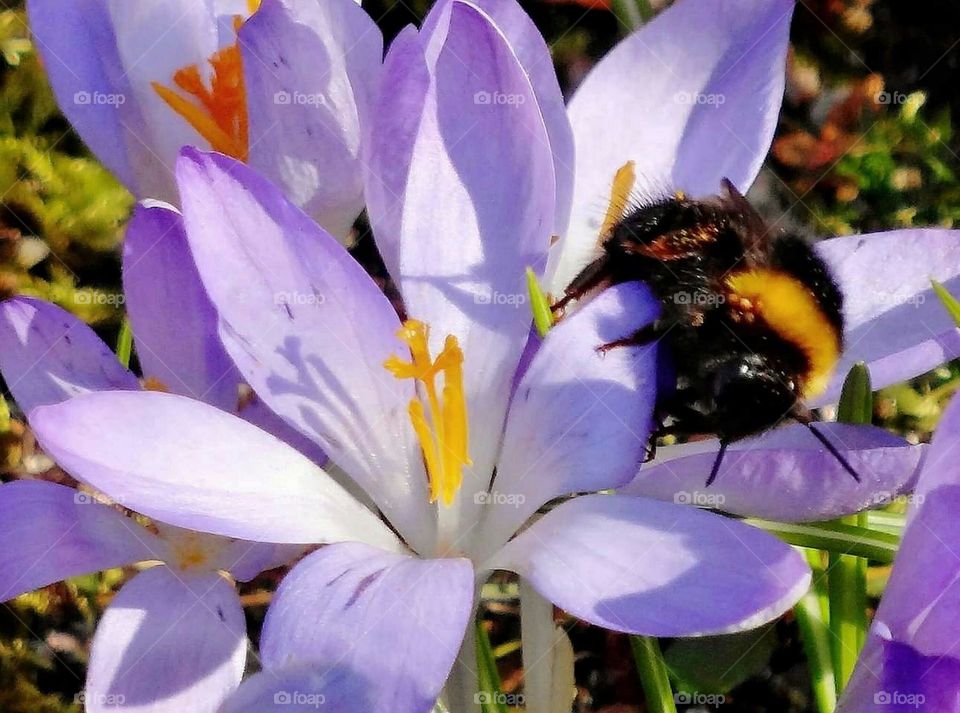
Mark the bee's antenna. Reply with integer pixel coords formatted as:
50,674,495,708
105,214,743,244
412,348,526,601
805,423,861,483
705,440,729,488
789,408,861,483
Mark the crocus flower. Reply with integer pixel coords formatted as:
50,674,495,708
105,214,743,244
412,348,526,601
0,479,302,712
27,7,816,704
27,0,381,237
837,396,960,712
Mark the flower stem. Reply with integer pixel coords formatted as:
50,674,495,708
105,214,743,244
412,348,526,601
829,363,872,692
795,549,837,713
445,615,482,712
630,636,677,713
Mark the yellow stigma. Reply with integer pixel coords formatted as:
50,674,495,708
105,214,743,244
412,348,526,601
151,11,257,162
384,320,471,507
599,160,637,243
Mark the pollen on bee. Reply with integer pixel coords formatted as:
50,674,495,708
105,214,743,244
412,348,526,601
384,320,471,507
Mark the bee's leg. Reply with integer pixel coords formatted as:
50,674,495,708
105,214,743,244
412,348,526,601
596,322,663,353
552,255,612,313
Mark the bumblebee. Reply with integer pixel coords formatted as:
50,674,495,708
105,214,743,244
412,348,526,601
554,176,858,485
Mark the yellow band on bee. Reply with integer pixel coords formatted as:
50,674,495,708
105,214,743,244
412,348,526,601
724,269,841,399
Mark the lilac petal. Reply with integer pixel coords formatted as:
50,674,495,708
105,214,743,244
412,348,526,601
386,1,557,521
490,494,810,636
87,567,245,713
104,1,219,193
915,392,960,499
550,0,793,292
870,486,960,653
0,480,163,601
481,283,659,552
0,297,139,414
839,636,960,713
30,390,401,551
813,229,960,406
261,543,474,713
421,0,575,236
363,25,430,281
123,202,239,412
26,0,144,190
175,148,433,553
240,0,382,238
124,202,327,464
839,486,960,711
216,541,304,583
625,424,924,522
220,665,374,713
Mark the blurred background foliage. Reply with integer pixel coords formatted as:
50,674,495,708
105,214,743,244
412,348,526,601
1,0,959,711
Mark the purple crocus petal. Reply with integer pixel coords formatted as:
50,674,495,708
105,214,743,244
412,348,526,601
482,284,659,552
0,297,139,414
388,1,557,518
813,229,960,406
236,395,329,466
0,480,163,601
175,148,433,554
914,391,960,500
549,0,793,293
490,494,810,636
363,25,429,281
216,540,305,583
420,0,575,236
839,636,960,712
123,202,239,412
838,485,960,711
261,543,474,713
220,665,374,713
26,0,144,190
86,567,245,713
624,424,923,522
124,201,328,464
30,391,401,551
240,0,382,238
104,2,218,189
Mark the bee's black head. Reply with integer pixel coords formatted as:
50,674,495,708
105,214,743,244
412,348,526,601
708,353,798,442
